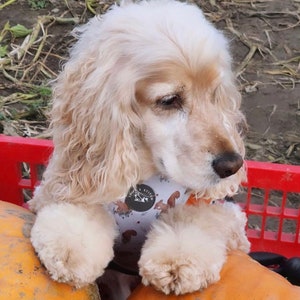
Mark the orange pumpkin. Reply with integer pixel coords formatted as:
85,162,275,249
0,200,100,300
129,250,300,300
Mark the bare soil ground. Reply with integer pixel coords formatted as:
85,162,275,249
0,0,299,165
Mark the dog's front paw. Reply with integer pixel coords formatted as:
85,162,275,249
140,256,222,295
139,225,226,295
31,203,117,287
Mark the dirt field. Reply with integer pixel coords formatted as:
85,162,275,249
0,0,299,165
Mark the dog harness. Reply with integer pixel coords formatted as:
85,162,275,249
107,175,213,274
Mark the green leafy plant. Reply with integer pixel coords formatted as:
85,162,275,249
0,45,8,57
28,0,48,9
9,24,33,38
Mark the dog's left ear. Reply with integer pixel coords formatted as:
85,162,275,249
48,17,143,202
85,63,145,201
93,67,143,200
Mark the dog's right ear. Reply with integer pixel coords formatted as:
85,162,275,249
46,17,143,204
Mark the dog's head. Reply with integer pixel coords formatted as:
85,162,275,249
51,0,246,202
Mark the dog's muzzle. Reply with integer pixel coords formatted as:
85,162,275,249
212,152,243,179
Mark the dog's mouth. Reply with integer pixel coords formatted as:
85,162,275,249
154,151,244,199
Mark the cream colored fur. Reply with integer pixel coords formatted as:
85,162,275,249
139,202,250,294
29,0,249,294
31,202,117,286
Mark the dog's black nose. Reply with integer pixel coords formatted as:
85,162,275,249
212,152,243,178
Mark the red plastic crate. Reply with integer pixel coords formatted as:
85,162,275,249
0,134,300,258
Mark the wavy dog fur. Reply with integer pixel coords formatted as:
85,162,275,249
29,0,248,293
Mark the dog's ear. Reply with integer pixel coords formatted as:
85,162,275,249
48,19,142,202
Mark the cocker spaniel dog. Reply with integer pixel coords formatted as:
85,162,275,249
29,0,250,296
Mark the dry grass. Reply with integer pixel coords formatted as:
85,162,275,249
0,0,299,163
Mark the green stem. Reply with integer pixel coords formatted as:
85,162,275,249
0,0,17,10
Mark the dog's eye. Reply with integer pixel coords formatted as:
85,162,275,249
156,94,182,110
